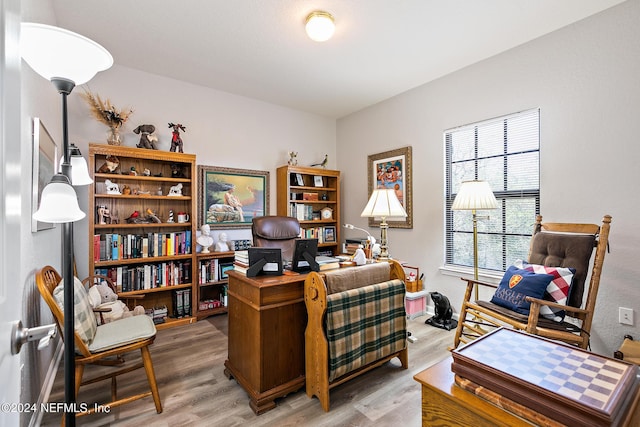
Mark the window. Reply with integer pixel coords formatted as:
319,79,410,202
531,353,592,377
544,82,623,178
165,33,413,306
445,109,540,273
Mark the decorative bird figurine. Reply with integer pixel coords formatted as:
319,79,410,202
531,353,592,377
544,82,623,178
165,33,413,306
311,154,328,169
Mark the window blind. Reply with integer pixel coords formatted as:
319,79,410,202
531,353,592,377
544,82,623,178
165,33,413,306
444,108,540,273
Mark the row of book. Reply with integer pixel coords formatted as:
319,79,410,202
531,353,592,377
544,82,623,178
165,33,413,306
94,260,192,292
171,289,192,318
93,231,192,262
290,203,315,221
199,258,233,284
300,226,334,243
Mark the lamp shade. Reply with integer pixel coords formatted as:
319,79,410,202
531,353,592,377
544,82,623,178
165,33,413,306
305,11,335,42
360,189,407,219
60,144,93,186
20,23,113,84
451,180,498,210
33,174,86,223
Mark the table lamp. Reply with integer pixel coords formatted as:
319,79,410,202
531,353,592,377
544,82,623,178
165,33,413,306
360,189,407,260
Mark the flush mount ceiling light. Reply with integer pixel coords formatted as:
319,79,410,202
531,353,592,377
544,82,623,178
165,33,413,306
305,11,335,42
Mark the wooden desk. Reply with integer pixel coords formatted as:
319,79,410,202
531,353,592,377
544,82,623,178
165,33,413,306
223,270,307,414
414,356,640,427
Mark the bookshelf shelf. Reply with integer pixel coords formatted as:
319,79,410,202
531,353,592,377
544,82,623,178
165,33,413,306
195,251,234,319
277,165,341,256
88,143,197,328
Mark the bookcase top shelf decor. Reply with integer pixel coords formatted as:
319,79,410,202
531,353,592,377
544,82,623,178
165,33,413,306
276,165,341,256
88,143,198,330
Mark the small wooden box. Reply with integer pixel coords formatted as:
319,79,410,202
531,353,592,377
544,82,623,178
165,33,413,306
452,328,640,427
302,192,319,201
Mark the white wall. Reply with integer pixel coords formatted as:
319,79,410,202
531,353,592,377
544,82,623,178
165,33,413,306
337,0,640,356
66,65,336,279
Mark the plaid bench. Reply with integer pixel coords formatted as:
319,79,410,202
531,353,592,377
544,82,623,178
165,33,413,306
326,279,407,382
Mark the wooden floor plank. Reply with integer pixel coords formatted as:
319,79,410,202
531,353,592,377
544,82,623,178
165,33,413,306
40,314,452,426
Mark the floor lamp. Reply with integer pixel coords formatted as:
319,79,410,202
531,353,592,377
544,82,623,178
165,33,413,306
451,180,498,301
360,189,407,261
21,23,112,426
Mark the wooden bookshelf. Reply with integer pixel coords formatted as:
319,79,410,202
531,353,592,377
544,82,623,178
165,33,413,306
276,165,340,255
195,251,234,319
88,143,197,328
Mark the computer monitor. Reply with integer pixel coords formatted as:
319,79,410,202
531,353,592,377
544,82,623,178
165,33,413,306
291,238,319,273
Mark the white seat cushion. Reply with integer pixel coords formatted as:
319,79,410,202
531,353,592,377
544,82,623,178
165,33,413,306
88,315,157,353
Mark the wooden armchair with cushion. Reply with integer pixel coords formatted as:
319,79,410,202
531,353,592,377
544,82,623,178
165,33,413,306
453,214,611,350
36,266,162,420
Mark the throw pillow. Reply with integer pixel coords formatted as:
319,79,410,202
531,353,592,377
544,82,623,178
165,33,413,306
490,266,554,315
53,277,97,346
514,260,575,321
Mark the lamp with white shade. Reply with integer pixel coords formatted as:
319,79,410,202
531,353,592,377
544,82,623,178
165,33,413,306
360,189,407,260
21,22,112,426
451,180,498,300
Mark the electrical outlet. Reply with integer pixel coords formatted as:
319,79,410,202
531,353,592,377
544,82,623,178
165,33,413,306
619,307,634,326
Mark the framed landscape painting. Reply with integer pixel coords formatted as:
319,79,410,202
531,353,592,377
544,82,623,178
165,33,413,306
367,146,413,229
198,165,269,228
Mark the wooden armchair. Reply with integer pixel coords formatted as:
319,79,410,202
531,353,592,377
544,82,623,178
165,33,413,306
36,266,162,421
453,215,611,350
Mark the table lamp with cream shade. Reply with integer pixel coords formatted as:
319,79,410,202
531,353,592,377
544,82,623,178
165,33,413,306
451,180,498,300
360,189,407,260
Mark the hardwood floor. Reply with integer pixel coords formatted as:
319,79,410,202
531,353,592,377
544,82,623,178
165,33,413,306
41,314,453,426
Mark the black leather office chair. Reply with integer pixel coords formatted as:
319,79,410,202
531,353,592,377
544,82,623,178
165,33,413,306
252,216,301,262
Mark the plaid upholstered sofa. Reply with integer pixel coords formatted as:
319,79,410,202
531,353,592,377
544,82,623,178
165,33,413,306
303,260,408,411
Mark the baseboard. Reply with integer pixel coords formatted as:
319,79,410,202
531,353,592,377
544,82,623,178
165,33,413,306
28,339,63,427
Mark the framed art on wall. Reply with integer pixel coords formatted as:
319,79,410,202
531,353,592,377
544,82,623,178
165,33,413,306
367,146,413,229
32,118,58,232
198,165,269,228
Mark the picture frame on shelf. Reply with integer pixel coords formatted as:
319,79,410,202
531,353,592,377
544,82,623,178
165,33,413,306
323,226,336,243
314,175,324,187
219,262,234,280
198,165,269,229
32,118,58,232
367,146,413,229
295,173,304,186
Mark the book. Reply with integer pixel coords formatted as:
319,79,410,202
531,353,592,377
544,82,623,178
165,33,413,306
316,255,340,271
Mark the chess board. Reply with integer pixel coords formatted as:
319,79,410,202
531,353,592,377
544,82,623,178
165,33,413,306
452,328,640,427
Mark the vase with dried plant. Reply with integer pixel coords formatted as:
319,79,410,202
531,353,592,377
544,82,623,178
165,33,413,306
81,89,133,145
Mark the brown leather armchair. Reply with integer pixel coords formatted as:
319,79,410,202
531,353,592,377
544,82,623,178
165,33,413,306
252,216,301,262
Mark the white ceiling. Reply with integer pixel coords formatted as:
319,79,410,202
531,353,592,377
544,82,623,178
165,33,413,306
51,0,626,118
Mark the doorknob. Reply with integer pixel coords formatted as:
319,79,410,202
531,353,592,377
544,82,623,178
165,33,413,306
10,320,57,355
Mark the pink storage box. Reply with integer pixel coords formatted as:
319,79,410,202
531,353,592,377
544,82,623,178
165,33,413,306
405,290,428,319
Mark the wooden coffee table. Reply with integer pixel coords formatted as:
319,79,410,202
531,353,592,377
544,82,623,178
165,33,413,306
414,356,640,427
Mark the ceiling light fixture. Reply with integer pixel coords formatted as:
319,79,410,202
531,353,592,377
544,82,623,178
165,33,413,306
305,11,335,42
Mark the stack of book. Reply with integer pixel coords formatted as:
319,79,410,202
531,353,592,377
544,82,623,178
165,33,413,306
233,250,249,274
344,237,367,255
316,255,340,271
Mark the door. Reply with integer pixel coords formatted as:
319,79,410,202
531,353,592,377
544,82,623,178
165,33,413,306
1,0,24,424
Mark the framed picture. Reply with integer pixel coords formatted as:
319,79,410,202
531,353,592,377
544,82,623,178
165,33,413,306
295,173,304,186
323,226,336,243
32,118,58,232
198,165,269,228
314,175,324,187
367,146,413,229
219,262,234,280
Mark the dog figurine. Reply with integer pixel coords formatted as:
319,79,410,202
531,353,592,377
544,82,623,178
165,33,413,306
133,124,158,150
425,291,458,331
168,183,183,196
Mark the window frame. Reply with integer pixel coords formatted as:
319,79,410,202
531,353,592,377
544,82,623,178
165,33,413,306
444,109,541,275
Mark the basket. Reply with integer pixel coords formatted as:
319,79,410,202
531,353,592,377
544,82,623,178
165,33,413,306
404,266,423,293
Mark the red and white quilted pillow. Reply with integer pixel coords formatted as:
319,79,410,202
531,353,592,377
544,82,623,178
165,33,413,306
513,260,575,321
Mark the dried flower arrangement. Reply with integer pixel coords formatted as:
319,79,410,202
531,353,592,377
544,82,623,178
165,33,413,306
81,89,133,145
